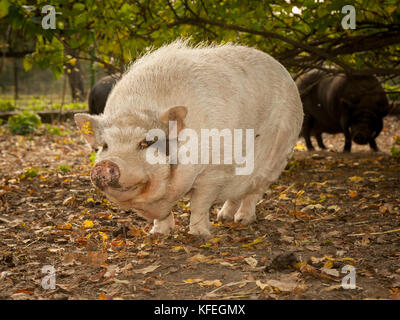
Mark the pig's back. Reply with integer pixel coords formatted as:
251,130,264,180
105,41,301,131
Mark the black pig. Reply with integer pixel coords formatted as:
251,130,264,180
298,70,390,152
88,74,119,115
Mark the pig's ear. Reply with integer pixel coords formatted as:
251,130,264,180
74,113,103,147
159,106,188,139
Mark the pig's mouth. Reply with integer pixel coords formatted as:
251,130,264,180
103,181,147,202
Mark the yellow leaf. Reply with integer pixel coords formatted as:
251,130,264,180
183,278,203,284
82,219,94,229
323,260,334,269
242,234,267,248
294,261,308,270
99,231,108,244
199,280,222,287
97,292,107,300
295,143,306,151
348,176,363,182
172,245,184,252
296,190,305,197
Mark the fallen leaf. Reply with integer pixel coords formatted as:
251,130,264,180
244,257,258,268
255,280,270,291
137,251,150,258
348,176,363,182
133,264,160,275
321,267,340,277
199,280,222,287
184,278,203,284
172,245,184,252
97,292,107,300
82,219,94,229
349,190,359,198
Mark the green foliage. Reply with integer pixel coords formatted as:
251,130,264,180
58,164,71,173
284,157,301,174
7,111,42,135
391,146,400,157
89,151,97,167
24,167,39,178
3,1,399,79
45,124,62,135
0,100,16,112
391,135,400,157
384,83,400,102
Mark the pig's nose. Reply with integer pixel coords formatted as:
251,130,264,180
91,160,120,190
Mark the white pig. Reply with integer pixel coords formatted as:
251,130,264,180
75,40,303,238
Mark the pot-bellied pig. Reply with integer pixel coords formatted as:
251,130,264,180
88,74,120,115
298,70,390,152
75,40,303,238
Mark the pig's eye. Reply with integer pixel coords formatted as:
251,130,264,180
138,137,158,150
102,143,108,151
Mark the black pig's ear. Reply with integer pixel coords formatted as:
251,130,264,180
74,113,103,147
159,106,188,139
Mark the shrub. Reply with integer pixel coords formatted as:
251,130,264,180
7,111,42,135
46,124,63,135
0,100,16,112
58,164,71,173
391,135,400,158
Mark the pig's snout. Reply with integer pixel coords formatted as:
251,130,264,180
91,160,121,190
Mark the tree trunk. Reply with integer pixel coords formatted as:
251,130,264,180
66,58,85,102
13,58,19,101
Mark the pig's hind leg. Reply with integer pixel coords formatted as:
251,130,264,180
217,200,240,222
234,194,260,225
316,132,326,149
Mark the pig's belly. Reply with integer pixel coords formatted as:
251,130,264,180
193,168,262,203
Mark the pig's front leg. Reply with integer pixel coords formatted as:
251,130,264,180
188,189,214,239
150,212,175,235
341,116,352,152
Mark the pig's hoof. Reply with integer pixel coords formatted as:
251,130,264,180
234,211,256,225
150,225,172,235
188,226,212,239
150,215,175,235
216,209,234,222
217,200,238,222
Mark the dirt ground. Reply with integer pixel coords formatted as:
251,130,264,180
0,115,399,300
